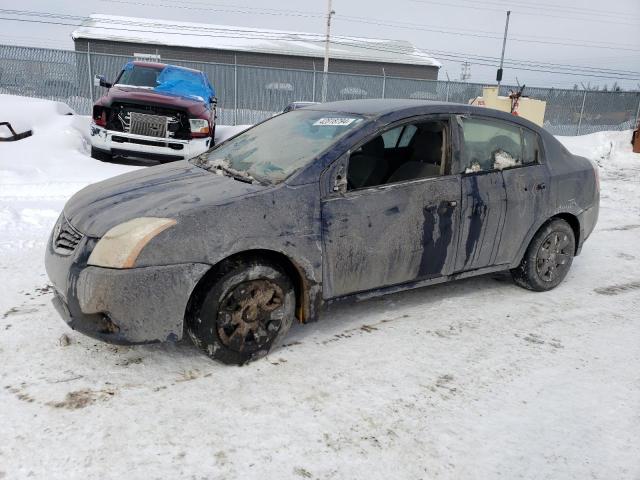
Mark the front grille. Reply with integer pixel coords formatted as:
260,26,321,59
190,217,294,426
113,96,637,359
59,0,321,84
107,103,190,139
129,112,168,138
53,216,83,255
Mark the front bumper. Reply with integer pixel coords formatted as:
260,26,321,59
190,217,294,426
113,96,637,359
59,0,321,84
45,229,210,344
90,124,211,161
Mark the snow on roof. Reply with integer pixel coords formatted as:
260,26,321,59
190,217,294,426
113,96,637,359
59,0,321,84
72,14,441,68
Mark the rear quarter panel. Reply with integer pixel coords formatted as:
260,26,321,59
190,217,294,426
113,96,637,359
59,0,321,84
511,131,598,266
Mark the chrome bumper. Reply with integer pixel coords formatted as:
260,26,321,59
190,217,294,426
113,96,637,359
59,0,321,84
90,123,211,161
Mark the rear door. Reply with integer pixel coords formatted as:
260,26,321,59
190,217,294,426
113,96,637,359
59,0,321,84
454,116,552,271
454,116,517,272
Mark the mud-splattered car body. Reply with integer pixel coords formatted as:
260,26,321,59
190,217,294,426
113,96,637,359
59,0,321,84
45,99,599,348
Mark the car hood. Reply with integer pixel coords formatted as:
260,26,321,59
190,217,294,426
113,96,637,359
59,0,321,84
99,85,208,116
64,162,267,237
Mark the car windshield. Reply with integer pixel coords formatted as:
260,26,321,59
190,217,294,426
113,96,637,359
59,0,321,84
196,110,365,184
115,66,162,88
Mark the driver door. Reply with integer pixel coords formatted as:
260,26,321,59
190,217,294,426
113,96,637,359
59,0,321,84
321,116,461,298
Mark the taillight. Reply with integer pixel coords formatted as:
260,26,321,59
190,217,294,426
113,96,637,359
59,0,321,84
93,106,107,127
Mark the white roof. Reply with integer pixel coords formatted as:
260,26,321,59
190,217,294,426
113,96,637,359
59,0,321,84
72,14,441,68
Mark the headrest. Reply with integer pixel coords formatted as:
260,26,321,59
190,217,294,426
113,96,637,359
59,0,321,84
361,135,385,157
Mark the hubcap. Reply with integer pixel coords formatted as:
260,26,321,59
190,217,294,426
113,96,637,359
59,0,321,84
536,231,572,282
217,280,284,353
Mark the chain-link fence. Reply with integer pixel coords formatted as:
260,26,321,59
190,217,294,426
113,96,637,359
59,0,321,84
1,43,639,135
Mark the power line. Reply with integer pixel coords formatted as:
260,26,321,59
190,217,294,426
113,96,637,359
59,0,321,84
96,0,326,19
0,11,638,82
410,0,640,27
336,14,640,50
329,39,640,81
2,8,638,56
77,1,640,51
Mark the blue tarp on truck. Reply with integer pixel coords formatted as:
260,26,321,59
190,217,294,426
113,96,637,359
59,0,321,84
122,61,215,102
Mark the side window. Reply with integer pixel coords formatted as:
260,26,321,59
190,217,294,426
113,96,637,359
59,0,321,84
398,124,417,147
346,120,449,190
523,129,541,165
381,126,402,148
461,117,523,173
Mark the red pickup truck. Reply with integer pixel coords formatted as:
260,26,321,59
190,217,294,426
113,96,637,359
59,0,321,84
90,61,217,163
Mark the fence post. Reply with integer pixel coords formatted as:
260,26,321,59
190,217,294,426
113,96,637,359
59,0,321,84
445,81,450,102
381,68,386,99
86,42,94,102
576,90,587,135
312,62,316,102
634,92,640,128
233,55,238,126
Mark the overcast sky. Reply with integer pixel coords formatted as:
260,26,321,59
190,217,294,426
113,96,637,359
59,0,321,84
1,0,639,89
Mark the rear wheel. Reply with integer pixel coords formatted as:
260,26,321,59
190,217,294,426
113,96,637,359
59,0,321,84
186,258,295,365
90,147,112,162
511,218,575,291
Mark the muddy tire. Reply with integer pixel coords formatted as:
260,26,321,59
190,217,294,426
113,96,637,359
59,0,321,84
90,147,112,162
511,218,575,291
186,258,295,365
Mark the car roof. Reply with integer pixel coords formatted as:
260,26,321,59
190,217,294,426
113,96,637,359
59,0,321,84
305,98,543,132
306,99,457,115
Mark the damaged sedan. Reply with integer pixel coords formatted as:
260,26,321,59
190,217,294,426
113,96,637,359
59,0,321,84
45,99,599,365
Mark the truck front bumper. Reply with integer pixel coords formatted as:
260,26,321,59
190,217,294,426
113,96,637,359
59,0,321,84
90,124,211,162
45,231,210,344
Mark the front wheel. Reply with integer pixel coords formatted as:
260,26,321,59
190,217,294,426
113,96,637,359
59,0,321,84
186,258,295,365
511,218,576,291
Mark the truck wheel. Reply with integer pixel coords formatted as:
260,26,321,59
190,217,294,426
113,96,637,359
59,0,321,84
186,258,295,365
511,218,575,291
90,147,112,162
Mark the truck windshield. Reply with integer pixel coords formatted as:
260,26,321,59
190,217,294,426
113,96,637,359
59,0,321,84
115,66,162,88
196,110,365,184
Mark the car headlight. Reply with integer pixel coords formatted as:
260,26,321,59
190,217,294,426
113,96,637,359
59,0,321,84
87,217,176,269
189,118,210,135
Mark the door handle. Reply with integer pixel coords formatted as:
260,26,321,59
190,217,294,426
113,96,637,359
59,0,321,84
535,183,546,191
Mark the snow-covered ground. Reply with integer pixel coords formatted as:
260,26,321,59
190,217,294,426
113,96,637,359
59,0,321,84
1,95,639,479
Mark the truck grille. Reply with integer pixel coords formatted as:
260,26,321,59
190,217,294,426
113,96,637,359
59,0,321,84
129,112,168,138
53,216,83,255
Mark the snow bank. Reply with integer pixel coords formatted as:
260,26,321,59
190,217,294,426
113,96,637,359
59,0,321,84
556,129,638,175
0,94,139,196
0,94,74,136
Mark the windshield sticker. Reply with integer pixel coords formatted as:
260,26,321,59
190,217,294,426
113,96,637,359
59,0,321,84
313,117,358,126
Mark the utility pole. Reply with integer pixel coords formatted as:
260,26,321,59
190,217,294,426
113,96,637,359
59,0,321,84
496,10,511,89
321,0,335,102
460,61,471,82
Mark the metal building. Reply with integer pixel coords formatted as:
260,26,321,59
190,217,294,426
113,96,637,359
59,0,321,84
72,14,441,80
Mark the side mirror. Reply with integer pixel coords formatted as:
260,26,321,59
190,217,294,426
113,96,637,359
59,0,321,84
94,74,111,88
332,163,348,194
